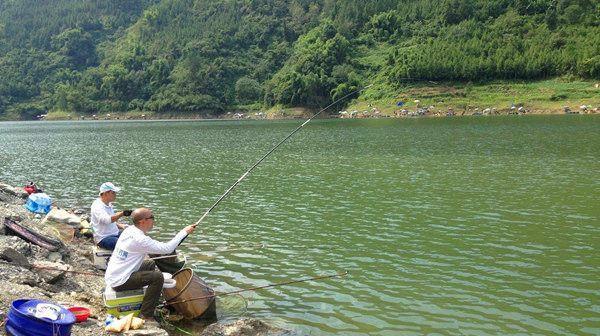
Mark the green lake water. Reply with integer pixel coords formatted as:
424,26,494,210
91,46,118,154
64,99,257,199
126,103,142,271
0,116,598,335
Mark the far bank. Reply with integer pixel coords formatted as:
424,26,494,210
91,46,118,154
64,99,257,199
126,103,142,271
4,78,599,122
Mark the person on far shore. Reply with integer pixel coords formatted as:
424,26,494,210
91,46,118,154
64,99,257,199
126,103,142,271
104,207,196,321
91,182,132,250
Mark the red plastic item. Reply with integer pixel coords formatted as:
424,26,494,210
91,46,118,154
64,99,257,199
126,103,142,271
67,307,90,323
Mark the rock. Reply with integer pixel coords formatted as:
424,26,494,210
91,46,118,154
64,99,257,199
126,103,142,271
0,182,28,199
47,252,62,263
42,210,91,241
35,261,67,284
79,219,93,237
0,236,31,255
0,247,31,268
21,277,39,287
123,325,169,336
0,193,18,204
43,208,83,227
200,318,292,336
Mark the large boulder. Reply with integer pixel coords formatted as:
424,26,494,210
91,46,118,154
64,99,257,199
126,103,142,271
41,208,92,238
0,182,28,200
43,208,82,227
200,318,293,336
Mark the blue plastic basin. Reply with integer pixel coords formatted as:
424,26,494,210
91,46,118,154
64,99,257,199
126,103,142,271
6,299,75,336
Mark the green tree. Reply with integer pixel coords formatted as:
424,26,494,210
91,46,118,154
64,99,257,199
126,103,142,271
52,28,97,68
235,77,263,104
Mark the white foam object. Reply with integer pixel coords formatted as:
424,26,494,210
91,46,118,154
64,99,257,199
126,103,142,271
34,303,61,320
163,279,177,289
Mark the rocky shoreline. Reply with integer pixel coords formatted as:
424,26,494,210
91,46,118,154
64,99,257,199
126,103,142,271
25,102,600,122
0,182,290,336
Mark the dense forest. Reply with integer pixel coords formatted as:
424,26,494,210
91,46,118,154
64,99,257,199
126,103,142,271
0,0,598,119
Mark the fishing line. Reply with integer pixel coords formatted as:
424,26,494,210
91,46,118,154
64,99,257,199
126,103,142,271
0,259,103,277
151,243,265,261
192,85,372,228
160,271,349,307
214,293,248,320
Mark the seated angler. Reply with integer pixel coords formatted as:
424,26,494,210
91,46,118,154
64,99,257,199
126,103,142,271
104,208,196,322
91,182,132,250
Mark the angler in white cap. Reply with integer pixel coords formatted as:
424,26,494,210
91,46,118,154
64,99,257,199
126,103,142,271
91,182,132,250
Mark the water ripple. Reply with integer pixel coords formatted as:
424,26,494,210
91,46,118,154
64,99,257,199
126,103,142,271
0,117,598,334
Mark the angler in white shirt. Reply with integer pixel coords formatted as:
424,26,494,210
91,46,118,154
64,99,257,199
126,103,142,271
104,207,196,320
91,182,132,250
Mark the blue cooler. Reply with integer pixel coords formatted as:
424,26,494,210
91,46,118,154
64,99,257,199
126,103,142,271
25,193,52,214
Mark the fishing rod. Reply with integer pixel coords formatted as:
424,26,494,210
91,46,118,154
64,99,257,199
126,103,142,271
150,243,265,261
192,85,372,228
30,264,103,277
160,271,349,307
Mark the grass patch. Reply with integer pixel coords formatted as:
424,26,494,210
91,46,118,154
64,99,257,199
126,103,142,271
265,105,313,119
45,110,75,120
348,77,599,115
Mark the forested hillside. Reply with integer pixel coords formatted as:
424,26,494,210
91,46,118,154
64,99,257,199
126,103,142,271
0,0,159,118
0,0,598,119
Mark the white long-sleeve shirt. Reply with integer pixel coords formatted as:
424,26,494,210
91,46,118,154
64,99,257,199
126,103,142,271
105,225,188,288
90,198,119,243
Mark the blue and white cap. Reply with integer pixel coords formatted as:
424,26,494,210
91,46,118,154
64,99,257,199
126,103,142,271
99,182,121,194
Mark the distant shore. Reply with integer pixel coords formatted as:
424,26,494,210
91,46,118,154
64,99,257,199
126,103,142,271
31,106,598,122
3,79,598,122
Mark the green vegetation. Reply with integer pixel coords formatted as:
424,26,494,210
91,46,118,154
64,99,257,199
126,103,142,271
0,0,598,120
348,78,598,115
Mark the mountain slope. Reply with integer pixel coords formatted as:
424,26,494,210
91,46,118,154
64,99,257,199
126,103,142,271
0,0,598,119
0,0,159,118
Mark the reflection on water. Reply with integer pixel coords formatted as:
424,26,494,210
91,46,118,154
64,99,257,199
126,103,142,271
0,116,599,335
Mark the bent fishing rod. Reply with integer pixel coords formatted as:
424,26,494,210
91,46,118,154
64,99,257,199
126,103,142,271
159,271,349,307
151,243,265,261
192,84,372,228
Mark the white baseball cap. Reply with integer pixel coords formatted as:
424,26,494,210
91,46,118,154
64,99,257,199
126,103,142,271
99,182,121,194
